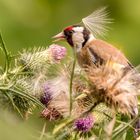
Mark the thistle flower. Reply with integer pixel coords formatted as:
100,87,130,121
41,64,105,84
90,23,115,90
42,65,89,118
74,115,94,132
18,44,66,73
41,107,62,121
49,44,67,62
40,82,52,106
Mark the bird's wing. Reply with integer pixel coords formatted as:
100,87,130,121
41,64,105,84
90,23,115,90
86,39,133,68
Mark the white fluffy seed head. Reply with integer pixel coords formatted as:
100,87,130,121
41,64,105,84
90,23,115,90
86,62,140,116
82,7,112,37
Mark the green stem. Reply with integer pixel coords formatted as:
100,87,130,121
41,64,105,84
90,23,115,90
116,120,135,130
39,122,46,140
69,49,76,116
53,118,73,135
0,34,10,74
74,132,78,140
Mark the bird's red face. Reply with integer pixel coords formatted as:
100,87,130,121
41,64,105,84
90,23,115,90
53,25,90,48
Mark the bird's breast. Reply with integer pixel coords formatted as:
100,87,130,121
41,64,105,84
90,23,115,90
76,47,103,68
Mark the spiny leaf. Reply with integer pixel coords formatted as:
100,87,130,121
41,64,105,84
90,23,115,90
5,92,24,118
7,87,44,108
0,33,10,73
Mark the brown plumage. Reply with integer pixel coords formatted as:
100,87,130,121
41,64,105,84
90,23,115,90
76,39,132,69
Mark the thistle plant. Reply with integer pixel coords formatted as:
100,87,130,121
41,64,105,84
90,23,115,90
0,34,66,118
0,33,140,140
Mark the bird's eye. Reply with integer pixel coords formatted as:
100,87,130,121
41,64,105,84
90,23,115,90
64,30,74,37
69,30,74,34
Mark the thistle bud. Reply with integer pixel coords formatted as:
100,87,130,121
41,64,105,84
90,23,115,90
41,107,62,121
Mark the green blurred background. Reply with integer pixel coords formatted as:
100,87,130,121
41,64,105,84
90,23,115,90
0,0,140,139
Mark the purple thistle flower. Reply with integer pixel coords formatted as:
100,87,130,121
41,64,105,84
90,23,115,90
74,115,94,132
40,82,52,106
49,44,66,62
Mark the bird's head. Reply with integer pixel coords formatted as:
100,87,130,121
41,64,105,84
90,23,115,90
53,25,94,50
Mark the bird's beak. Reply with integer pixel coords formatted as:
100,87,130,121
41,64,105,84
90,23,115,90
52,32,65,42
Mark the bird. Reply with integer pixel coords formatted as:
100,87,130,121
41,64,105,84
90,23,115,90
52,7,140,136
52,8,133,70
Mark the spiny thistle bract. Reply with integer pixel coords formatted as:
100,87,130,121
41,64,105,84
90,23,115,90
0,34,140,140
17,44,66,73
